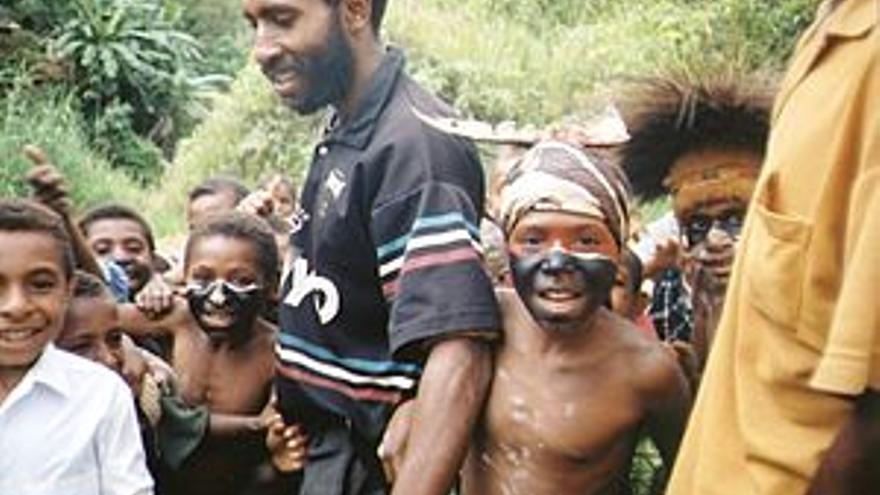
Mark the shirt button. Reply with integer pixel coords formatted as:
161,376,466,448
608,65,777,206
318,145,329,157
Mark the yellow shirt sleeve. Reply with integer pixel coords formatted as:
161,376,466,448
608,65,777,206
811,163,880,395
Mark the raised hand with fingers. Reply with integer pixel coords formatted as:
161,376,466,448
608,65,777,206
23,145,73,217
134,274,179,320
237,189,275,218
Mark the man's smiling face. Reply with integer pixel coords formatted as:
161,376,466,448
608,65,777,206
243,0,355,114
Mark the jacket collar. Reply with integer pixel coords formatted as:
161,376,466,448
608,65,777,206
326,46,405,149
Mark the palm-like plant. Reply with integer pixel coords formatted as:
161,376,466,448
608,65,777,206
52,0,203,128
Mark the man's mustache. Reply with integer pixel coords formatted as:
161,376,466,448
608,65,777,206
262,55,307,81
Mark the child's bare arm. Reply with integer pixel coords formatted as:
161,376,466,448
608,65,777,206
208,412,267,438
118,297,190,338
23,145,104,279
209,394,279,439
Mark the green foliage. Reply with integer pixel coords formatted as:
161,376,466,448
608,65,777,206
91,101,166,184
50,0,215,143
388,0,815,126
630,437,664,495
716,0,817,69
0,84,145,211
3,0,820,237
2,0,232,181
173,0,252,77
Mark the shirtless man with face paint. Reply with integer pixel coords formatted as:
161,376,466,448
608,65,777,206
459,141,691,495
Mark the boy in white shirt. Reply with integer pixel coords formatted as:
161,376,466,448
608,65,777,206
0,198,153,495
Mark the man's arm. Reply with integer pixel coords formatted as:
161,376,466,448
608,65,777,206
806,390,880,495
390,336,492,495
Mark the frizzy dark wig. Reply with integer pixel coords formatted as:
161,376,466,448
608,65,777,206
617,72,776,201
184,211,280,290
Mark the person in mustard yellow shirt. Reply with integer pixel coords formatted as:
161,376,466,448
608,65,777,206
668,1,880,494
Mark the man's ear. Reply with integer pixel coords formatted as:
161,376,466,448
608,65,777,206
340,0,372,35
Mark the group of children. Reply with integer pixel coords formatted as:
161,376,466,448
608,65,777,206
0,149,305,495
1,69,772,495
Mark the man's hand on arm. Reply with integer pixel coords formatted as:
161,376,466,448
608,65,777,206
378,398,415,484
389,336,493,495
265,408,308,473
807,390,880,495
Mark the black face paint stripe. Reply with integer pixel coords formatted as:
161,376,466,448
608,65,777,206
509,250,618,330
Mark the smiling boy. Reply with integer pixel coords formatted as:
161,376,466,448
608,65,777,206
0,199,152,495
119,211,287,495
459,141,691,495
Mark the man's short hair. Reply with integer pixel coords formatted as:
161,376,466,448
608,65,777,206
71,270,112,300
78,203,156,253
0,199,75,279
326,0,388,33
184,211,280,290
188,177,250,205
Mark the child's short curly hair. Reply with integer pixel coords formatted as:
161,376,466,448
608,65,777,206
184,211,280,290
0,199,75,279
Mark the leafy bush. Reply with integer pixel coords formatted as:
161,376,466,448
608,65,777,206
50,0,213,144
172,0,252,77
91,101,166,184
2,0,231,181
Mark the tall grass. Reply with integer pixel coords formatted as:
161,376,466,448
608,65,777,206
0,84,146,211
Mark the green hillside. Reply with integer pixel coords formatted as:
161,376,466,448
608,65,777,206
0,0,817,236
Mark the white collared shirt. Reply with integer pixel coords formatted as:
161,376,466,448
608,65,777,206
0,345,154,495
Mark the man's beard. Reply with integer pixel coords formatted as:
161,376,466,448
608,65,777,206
273,15,354,115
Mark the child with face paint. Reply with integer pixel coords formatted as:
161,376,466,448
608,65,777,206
456,141,691,495
119,211,303,495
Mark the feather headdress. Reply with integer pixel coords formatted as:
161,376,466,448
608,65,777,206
617,73,775,204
